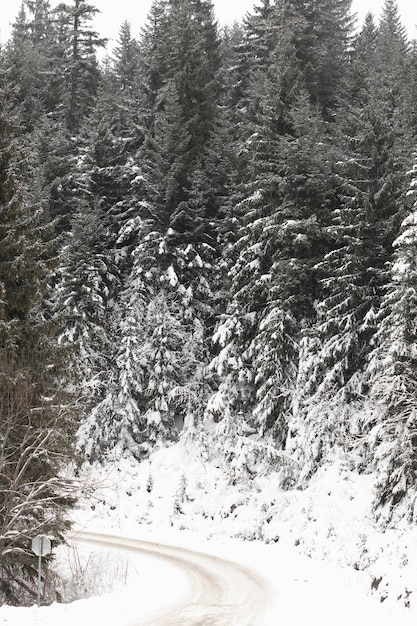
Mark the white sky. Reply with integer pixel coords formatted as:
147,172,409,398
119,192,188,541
0,0,416,50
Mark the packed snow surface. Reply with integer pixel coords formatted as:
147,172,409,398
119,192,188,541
1,441,417,624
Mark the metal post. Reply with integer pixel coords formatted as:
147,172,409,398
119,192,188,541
37,551,42,607
32,535,51,607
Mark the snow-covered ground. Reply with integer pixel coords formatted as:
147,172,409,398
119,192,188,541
1,441,417,624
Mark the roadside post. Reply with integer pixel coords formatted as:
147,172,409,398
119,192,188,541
31,535,52,607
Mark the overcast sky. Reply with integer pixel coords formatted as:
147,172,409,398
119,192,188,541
1,0,416,50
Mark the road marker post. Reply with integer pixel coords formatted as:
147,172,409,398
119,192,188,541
31,535,52,607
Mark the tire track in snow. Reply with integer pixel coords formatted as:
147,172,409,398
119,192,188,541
71,530,271,625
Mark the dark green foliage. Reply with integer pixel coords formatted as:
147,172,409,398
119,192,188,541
210,0,335,440
0,61,76,605
364,160,417,521
4,1,57,130
111,20,139,92
289,1,413,484
3,0,417,522
289,0,354,114
54,0,106,132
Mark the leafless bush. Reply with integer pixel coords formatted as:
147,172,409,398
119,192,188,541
0,351,78,605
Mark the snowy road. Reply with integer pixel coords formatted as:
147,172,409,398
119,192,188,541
72,530,271,625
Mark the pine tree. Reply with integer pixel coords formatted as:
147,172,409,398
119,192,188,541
111,20,139,92
364,156,417,522
290,0,354,114
376,0,408,84
349,12,378,101
4,1,59,131
54,0,106,132
85,0,224,454
210,1,333,445
0,59,76,604
404,41,417,138
84,69,143,258
312,0,410,401
78,298,146,462
50,190,117,410
292,6,411,479
136,0,221,238
79,286,205,460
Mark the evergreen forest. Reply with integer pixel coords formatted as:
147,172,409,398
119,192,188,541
2,0,417,603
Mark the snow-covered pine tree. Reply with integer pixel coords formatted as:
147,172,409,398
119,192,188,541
50,192,117,412
404,40,417,137
47,40,147,433
292,6,411,481
81,0,224,457
209,0,333,460
82,56,144,272
78,295,147,462
80,281,206,460
135,0,222,320
364,155,417,523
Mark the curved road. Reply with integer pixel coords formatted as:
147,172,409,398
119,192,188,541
72,530,271,625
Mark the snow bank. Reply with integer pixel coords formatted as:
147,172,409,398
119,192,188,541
1,441,416,625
